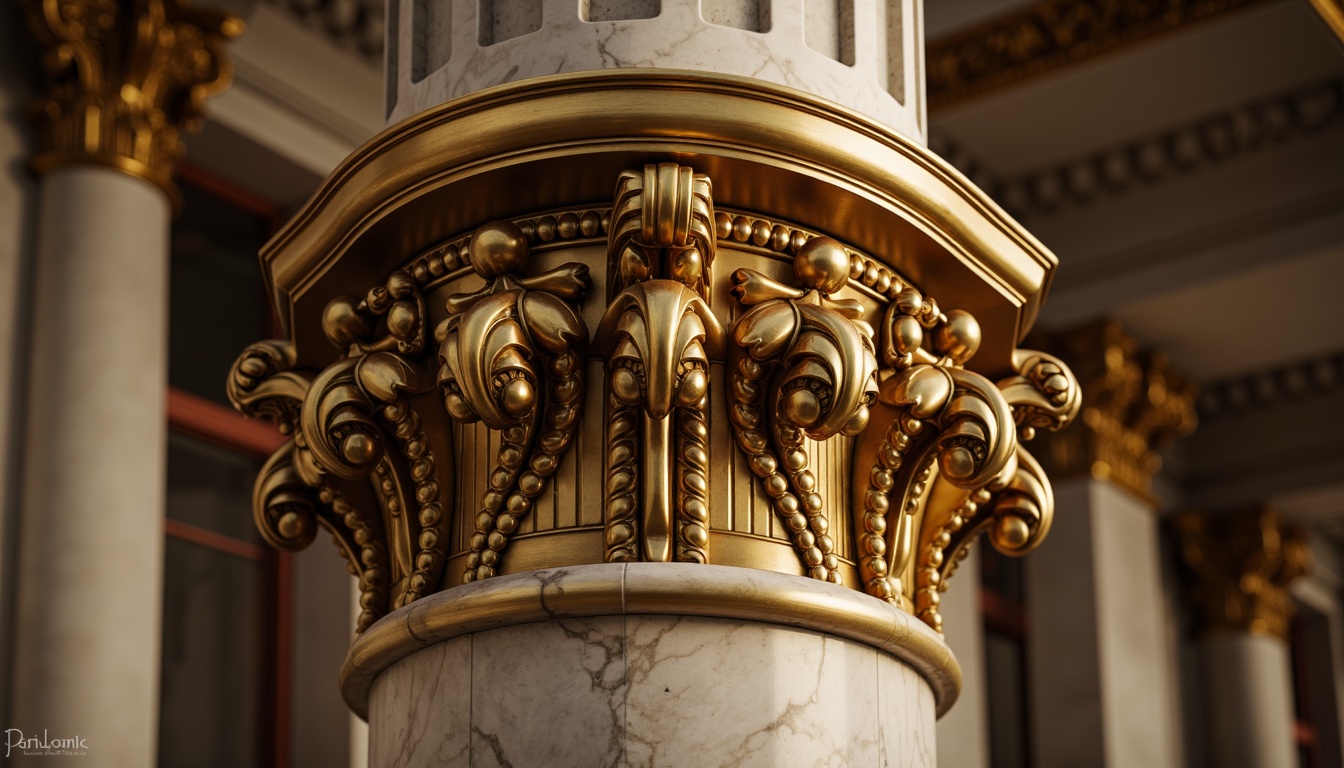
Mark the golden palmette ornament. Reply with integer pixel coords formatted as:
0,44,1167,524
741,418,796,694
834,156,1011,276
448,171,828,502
729,238,879,582
435,222,590,582
599,164,724,564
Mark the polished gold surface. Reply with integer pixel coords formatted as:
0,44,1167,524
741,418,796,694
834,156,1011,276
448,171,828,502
339,563,963,719
230,72,1077,673
927,0,1273,110
1176,508,1310,641
1031,319,1197,502
1310,0,1344,43
25,0,242,202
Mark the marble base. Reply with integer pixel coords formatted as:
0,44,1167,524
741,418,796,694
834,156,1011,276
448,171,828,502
368,614,936,767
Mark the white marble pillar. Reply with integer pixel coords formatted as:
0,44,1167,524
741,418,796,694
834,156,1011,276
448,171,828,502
1025,477,1183,768
385,0,927,140
1200,633,1297,768
1177,508,1309,768
10,166,170,764
935,550,990,768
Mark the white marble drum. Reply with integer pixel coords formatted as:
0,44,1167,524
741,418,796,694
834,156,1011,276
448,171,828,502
349,564,951,768
384,0,926,141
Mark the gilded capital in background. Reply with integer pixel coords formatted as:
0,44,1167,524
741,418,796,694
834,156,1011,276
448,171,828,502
25,0,243,202
1176,508,1310,641
1031,318,1197,501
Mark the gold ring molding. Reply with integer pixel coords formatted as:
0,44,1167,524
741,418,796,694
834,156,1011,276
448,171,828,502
340,563,963,719
265,69,1055,378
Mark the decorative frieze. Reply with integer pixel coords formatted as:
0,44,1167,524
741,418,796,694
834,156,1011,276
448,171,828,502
1176,508,1310,641
1030,319,1197,501
25,0,243,201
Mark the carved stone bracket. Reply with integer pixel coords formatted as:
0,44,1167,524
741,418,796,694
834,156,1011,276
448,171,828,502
1031,319,1197,502
1176,508,1310,641
26,0,243,200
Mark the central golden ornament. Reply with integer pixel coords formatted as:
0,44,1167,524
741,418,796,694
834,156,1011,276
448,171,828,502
229,71,1079,652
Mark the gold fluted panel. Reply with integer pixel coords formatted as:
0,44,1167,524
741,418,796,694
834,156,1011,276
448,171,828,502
228,73,1080,640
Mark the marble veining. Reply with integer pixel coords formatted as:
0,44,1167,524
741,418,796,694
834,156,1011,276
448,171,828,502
471,616,628,768
366,611,937,767
387,0,923,140
625,616,884,767
368,636,471,767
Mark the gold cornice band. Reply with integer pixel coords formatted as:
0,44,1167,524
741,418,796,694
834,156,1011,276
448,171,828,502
926,0,1273,110
340,563,963,720
25,0,243,205
261,70,1055,376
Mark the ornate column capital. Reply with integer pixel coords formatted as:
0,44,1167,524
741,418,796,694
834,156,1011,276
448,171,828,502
25,0,243,201
1176,508,1310,641
226,74,1083,722
1033,318,1197,501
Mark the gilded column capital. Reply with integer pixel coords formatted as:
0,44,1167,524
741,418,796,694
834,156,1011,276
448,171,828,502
1176,508,1310,641
225,75,1083,713
25,0,243,202
1032,319,1197,501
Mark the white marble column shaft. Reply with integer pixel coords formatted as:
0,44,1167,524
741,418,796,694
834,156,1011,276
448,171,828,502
10,166,169,765
1025,477,1183,768
1199,633,1297,768
934,550,990,768
385,0,927,141
368,615,937,768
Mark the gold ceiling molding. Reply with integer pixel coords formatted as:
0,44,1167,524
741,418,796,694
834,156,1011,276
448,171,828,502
25,0,243,202
1176,508,1310,641
997,76,1344,219
1309,0,1344,43
927,0,1273,110
930,76,1344,224
1031,319,1197,502
1198,350,1344,419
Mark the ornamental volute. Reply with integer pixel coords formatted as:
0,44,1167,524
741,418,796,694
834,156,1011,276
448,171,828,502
25,0,243,202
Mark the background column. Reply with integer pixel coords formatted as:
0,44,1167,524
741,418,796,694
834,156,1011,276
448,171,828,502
1177,507,1309,768
1026,319,1197,768
10,2,239,762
